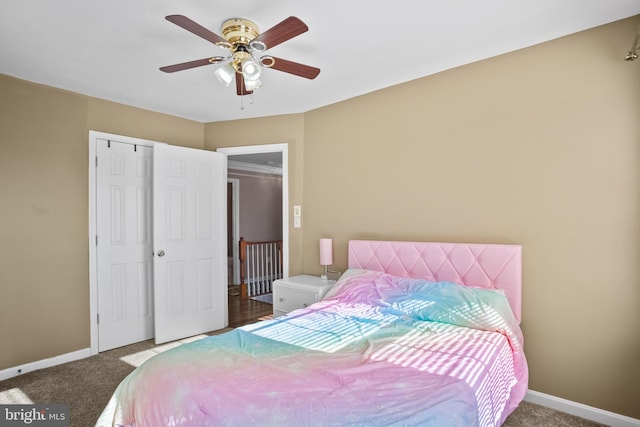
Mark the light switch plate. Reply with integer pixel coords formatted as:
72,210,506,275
293,205,301,228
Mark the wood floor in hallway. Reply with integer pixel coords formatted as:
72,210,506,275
227,286,273,328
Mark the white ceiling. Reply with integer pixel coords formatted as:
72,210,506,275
1,1,639,123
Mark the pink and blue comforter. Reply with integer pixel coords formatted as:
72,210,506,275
97,269,528,426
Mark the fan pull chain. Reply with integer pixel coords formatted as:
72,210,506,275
240,96,245,110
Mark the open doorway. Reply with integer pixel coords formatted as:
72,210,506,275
217,144,288,324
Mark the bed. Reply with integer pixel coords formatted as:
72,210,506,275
97,240,528,427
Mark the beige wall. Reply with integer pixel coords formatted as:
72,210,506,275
302,18,639,418
0,77,90,368
87,98,204,149
1,14,638,420
0,75,203,370
206,17,640,418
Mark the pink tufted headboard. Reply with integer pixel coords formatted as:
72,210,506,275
348,240,522,323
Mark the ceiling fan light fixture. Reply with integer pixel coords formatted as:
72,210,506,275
241,59,262,81
244,78,262,91
214,63,235,86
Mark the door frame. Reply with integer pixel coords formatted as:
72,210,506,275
227,178,240,285
217,144,289,281
88,131,158,355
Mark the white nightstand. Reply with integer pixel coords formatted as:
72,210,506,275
272,275,336,317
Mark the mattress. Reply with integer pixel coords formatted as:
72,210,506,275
97,269,528,426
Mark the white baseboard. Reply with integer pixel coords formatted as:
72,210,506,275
526,389,640,427
0,348,91,382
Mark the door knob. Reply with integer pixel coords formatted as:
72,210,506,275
157,250,165,257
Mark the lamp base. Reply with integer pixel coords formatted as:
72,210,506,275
320,268,341,281
320,265,329,281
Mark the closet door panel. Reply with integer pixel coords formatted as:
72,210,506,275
96,139,154,351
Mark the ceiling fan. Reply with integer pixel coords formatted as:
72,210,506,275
160,15,320,97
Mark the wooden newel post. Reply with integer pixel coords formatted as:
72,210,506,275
238,237,248,298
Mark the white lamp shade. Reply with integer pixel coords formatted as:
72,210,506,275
214,63,235,87
244,78,262,91
319,238,333,266
241,59,262,81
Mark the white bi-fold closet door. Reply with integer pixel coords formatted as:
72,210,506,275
93,134,227,352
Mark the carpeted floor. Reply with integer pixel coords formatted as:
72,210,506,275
0,328,607,427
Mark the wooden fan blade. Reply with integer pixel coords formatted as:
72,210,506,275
235,73,253,96
160,58,215,73
166,15,227,46
252,16,308,50
269,57,320,79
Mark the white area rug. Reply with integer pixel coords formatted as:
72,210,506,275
251,293,273,304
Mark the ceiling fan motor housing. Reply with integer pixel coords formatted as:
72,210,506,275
221,18,260,45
